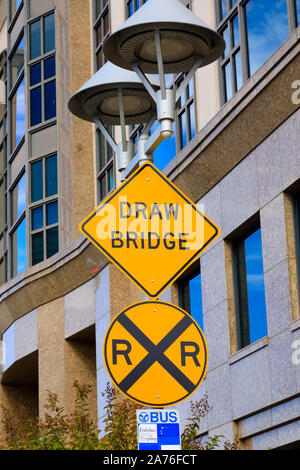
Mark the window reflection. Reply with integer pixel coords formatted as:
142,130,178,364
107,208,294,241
47,226,58,259
153,120,176,171
224,61,232,101
32,232,43,265
11,35,24,90
30,20,41,60
234,227,268,348
31,159,43,202
246,0,289,76
11,173,26,225
46,154,58,197
10,0,22,20
11,217,26,276
11,78,25,150
179,267,204,331
234,50,243,91
44,14,55,54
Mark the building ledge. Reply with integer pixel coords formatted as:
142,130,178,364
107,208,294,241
229,337,269,365
0,235,108,335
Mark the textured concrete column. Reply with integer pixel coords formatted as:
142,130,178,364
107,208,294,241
38,297,97,420
38,297,66,414
65,340,97,422
0,384,38,438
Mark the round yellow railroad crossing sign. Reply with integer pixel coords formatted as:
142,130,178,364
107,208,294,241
103,301,208,407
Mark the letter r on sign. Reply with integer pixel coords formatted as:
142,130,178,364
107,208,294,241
112,340,132,365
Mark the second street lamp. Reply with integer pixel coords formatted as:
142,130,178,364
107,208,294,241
68,61,159,179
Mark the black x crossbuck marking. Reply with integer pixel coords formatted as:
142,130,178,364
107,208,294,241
116,312,198,394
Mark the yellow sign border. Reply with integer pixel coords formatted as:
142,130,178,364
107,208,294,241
103,300,208,408
80,162,220,298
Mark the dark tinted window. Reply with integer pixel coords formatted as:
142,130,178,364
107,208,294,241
179,266,204,330
30,87,42,126
31,160,43,202
47,227,58,258
44,80,56,120
46,155,57,197
233,226,268,349
32,232,44,265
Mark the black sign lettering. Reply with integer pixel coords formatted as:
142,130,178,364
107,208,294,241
120,202,131,218
148,232,160,249
181,342,200,366
112,231,123,248
163,233,175,250
179,233,190,250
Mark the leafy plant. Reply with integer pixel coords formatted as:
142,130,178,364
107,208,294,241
0,381,238,450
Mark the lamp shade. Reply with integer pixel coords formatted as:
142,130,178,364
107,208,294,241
68,62,160,125
103,0,225,74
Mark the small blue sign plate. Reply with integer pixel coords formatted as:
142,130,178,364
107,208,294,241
137,409,181,450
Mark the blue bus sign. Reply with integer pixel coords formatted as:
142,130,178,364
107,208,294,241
137,409,181,450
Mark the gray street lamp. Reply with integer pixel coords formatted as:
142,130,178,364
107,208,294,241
69,0,225,180
103,0,225,175
68,61,159,178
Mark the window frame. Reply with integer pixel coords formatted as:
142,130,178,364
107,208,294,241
93,1,115,203
28,12,56,130
178,263,201,315
9,67,25,156
9,169,27,278
29,153,59,266
94,0,110,71
0,52,8,284
96,128,114,201
8,0,23,29
293,189,300,301
8,31,25,92
216,0,299,105
232,221,267,350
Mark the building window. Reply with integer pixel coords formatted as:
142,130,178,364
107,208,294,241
29,13,55,60
94,0,110,70
10,77,25,151
10,34,24,91
29,13,56,128
97,130,114,201
94,1,114,202
233,225,268,349
178,264,204,330
175,75,196,150
0,53,8,284
11,216,26,277
10,173,26,277
30,154,59,265
216,0,298,104
297,0,300,25
11,172,26,226
126,0,148,17
293,190,300,298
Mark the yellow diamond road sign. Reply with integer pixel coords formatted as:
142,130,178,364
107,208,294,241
80,162,220,298
103,301,208,407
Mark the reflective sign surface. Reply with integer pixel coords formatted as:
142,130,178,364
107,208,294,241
80,162,220,299
103,301,208,407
